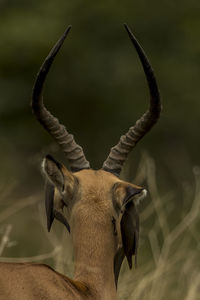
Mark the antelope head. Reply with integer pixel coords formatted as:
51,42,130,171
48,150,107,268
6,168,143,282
32,24,161,286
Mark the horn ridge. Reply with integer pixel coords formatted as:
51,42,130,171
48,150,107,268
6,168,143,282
32,25,90,172
102,24,161,176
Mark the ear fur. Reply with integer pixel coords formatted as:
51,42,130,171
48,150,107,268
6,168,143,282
43,155,75,232
113,183,143,213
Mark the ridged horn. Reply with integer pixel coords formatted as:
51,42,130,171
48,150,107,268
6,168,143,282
31,26,90,172
102,24,161,176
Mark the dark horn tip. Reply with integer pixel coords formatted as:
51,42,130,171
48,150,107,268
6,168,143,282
123,23,128,29
64,25,72,35
123,23,138,43
123,23,131,34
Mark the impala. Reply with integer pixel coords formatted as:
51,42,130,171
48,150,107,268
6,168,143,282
0,24,161,299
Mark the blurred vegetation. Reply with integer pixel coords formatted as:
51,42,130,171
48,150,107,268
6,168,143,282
119,155,200,300
0,0,200,299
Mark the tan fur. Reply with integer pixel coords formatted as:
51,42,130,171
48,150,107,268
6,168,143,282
0,169,144,299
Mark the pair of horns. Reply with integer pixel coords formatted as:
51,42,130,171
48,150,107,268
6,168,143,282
32,24,161,176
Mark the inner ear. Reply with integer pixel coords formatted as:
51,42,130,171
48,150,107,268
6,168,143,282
42,154,75,195
42,155,65,193
113,182,143,213
123,185,144,206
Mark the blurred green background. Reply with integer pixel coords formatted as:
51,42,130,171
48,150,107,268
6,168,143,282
0,1,200,299
1,0,200,188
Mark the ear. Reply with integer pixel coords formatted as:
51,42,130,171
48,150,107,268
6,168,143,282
42,154,74,194
113,183,146,269
43,155,75,232
113,182,144,213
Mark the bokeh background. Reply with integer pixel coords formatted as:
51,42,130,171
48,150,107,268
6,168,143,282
0,1,200,299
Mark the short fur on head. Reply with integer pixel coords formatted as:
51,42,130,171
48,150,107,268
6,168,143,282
42,155,146,285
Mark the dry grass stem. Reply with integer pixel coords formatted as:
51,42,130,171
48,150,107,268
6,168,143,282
0,246,61,263
0,224,13,256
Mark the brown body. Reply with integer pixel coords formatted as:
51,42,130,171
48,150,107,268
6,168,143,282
0,263,91,300
0,24,161,299
0,263,82,300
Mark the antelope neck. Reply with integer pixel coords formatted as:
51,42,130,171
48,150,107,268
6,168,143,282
72,220,117,299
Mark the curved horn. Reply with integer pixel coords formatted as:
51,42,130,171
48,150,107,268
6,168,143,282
102,24,161,176
32,26,90,172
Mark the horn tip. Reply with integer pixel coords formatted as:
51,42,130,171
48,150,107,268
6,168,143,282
66,24,72,32
63,25,72,39
123,23,130,32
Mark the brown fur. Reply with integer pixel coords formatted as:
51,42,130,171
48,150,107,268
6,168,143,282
0,167,144,300
0,263,90,300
